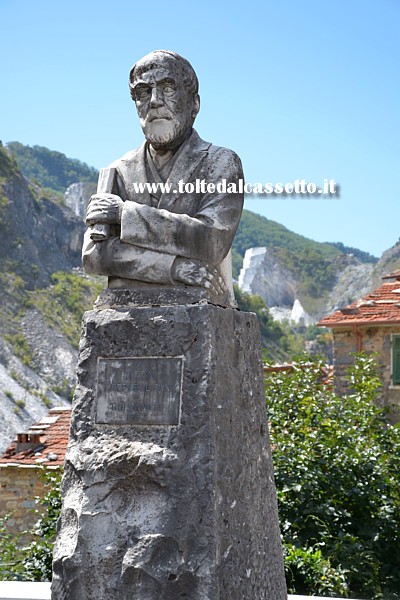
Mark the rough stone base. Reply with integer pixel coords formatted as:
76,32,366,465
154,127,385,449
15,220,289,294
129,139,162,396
52,300,286,599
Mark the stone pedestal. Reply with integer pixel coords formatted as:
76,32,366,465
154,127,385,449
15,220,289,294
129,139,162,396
52,292,287,599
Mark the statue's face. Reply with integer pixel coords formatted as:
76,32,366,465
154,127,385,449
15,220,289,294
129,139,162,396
132,60,198,149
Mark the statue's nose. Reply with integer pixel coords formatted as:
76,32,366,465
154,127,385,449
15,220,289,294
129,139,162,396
150,87,163,108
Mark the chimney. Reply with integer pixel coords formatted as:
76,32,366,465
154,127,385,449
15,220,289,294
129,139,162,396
15,432,44,454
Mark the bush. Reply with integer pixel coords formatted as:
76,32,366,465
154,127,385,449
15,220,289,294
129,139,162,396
30,271,103,347
266,354,400,598
0,467,62,581
2,353,399,594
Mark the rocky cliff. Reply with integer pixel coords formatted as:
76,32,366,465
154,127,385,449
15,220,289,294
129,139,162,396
238,242,399,325
0,147,99,451
64,181,96,219
239,247,298,309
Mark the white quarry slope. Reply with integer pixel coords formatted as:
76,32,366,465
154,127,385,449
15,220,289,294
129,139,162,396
238,247,314,324
64,181,96,219
0,337,71,453
238,246,381,323
238,246,267,292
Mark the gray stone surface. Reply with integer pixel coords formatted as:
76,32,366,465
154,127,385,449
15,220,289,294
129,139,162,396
52,298,286,599
95,285,223,309
64,182,96,220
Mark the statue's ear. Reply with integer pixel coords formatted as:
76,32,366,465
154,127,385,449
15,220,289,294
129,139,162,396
192,94,200,119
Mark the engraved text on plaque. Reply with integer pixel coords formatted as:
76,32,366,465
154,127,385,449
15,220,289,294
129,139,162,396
96,356,183,425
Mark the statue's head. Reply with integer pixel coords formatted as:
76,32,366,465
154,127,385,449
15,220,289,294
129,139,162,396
129,50,200,149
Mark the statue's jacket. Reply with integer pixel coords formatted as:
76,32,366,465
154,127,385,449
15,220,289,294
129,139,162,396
82,129,244,304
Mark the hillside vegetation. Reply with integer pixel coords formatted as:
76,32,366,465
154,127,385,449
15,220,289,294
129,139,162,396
234,286,303,360
0,145,103,450
326,241,378,264
0,144,102,344
233,209,341,260
6,142,98,193
232,210,345,298
232,210,379,314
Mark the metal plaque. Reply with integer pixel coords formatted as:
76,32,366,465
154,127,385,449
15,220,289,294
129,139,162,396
96,356,183,425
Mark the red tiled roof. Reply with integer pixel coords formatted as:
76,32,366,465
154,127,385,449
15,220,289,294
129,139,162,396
0,407,71,467
382,268,400,280
318,275,400,327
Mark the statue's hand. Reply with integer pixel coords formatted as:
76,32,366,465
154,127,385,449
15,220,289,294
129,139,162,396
86,193,124,226
171,258,226,296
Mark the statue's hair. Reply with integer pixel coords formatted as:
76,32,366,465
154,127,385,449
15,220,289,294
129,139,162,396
129,50,199,101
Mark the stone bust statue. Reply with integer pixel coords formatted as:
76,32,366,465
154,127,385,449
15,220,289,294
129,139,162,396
83,50,244,307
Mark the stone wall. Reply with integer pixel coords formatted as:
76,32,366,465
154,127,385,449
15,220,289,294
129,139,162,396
0,466,45,536
333,325,400,421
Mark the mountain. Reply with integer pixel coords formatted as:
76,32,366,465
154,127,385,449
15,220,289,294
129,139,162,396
1,139,397,450
324,241,377,264
371,241,400,286
6,142,98,193
234,210,384,320
0,144,102,451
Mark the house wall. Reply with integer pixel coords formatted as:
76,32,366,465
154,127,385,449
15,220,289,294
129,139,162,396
0,466,45,537
332,325,400,421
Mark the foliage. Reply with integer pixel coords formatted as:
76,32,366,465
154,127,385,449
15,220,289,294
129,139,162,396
276,320,308,357
0,467,62,582
3,333,34,367
233,209,341,260
231,247,243,280
30,184,66,207
327,241,378,264
234,286,330,360
2,355,399,592
30,271,103,347
0,514,21,581
0,144,20,179
272,247,336,313
232,210,345,311
284,543,348,596
7,141,98,192
234,285,296,361
266,354,400,598
304,323,328,341
0,193,11,226
0,146,20,224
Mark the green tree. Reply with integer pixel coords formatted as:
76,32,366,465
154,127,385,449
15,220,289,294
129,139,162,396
234,285,293,360
0,467,62,582
6,142,98,192
266,354,400,598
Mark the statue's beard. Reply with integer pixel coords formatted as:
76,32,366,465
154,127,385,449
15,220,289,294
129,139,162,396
142,113,191,148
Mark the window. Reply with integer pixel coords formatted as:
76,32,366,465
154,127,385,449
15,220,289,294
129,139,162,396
392,336,400,385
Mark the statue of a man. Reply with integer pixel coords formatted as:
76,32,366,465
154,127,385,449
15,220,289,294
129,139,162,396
83,50,244,306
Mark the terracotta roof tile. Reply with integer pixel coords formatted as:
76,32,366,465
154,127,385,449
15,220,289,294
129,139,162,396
0,407,71,467
318,274,400,327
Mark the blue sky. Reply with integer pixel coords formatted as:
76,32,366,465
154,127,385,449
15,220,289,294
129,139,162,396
1,0,399,257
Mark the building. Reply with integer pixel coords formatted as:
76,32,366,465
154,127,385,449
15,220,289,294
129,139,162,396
0,407,70,536
318,270,400,421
